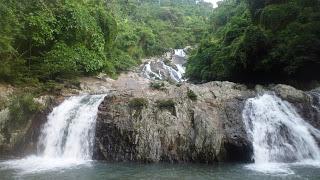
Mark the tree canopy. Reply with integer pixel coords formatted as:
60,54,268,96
186,0,320,84
0,0,212,87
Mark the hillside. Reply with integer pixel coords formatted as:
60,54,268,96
0,0,211,89
186,0,320,85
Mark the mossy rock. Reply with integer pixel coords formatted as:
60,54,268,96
150,81,166,90
156,99,176,116
8,93,42,129
129,98,148,110
187,89,197,101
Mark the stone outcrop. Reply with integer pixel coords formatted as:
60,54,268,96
93,79,320,163
93,81,255,163
0,95,57,157
2,72,319,164
273,85,320,129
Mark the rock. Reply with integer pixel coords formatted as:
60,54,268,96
0,95,58,157
273,84,320,130
93,81,255,163
273,84,308,103
304,89,320,130
92,79,320,163
0,84,14,111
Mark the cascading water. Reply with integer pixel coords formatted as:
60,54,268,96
141,49,186,82
174,49,186,57
242,93,320,174
0,94,105,174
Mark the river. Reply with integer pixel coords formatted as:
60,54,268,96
1,161,320,179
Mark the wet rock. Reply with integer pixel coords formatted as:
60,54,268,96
273,85,320,130
0,95,57,157
93,81,255,163
273,84,308,103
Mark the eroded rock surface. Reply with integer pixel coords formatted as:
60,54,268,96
93,81,255,163
273,85,320,129
0,94,57,157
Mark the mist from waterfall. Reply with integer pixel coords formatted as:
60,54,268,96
0,95,105,174
242,93,320,174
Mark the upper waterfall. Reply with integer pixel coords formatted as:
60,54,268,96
0,94,105,174
242,93,320,174
140,49,187,83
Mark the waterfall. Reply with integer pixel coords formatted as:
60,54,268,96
160,61,184,82
0,94,105,174
140,49,186,83
242,93,320,174
174,49,186,57
141,62,162,80
141,60,185,82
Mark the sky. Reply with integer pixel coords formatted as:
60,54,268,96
203,0,220,8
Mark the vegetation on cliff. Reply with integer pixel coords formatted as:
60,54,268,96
1,0,319,94
8,93,42,129
0,0,211,88
186,0,320,84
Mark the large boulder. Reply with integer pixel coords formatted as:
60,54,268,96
93,81,255,163
273,85,320,129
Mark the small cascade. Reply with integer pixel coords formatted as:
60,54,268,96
174,49,186,57
141,62,162,80
0,94,105,174
242,93,320,174
140,49,186,82
160,61,184,82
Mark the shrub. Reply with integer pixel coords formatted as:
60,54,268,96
0,98,8,111
8,93,42,129
187,89,197,101
150,81,165,90
41,80,64,94
129,98,148,109
156,99,176,115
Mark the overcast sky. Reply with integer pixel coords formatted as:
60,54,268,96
203,0,220,8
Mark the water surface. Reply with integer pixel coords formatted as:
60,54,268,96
0,161,320,180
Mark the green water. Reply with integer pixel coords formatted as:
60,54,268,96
0,161,319,180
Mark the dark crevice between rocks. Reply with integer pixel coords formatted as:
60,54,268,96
222,140,253,163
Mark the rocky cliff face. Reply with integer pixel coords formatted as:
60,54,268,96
0,92,57,157
93,81,255,163
93,80,320,163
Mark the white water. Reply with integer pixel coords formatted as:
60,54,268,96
141,49,186,82
141,62,162,80
0,94,105,174
243,93,320,175
161,61,184,82
174,49,186,57
141,60,185,82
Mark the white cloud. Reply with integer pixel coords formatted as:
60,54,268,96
203,0,220,8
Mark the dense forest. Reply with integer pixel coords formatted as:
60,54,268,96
1,0,320,88
0,0,211,89
186,0,320,84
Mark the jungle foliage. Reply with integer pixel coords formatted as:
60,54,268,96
0,0,212,87
186,0,320,84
